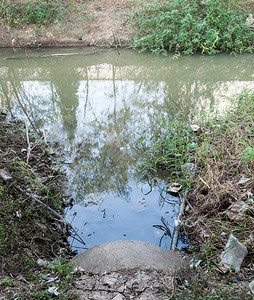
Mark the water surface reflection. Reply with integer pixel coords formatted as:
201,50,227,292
0,48,253,250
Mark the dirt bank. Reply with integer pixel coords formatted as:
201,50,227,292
0,0,132,48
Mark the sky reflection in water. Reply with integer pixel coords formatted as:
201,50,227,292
0,48,253,251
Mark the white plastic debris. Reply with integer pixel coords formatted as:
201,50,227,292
189,142,196,149
246,14,254,26
174,218,181,227
219,234,248,272
167,182,182,195
0,169,12,181
190,258,202,269
190,124,200,132
37,259,49,267
182,163,196,173
249,280,254,294
48,286,60,296
225,201,249,221
16,211,22,218
73,266,85,274
235,177,251,185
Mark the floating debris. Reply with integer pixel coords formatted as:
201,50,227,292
83,193,104,206
167,182,182,195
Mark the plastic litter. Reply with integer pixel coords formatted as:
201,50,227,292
189,142,196,149
37,259,49,267
235,177,251,185
0,169,12,181
225,201,249,221
219,234,248,272
16,211,22,218
182,163,196,173
246,14,254,26
202,229,210,238
190,258,202,269
167,183,182,195
190,124,200,132
249,280,254,294
48,286,60,296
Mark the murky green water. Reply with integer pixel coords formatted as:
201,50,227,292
0,48,253,251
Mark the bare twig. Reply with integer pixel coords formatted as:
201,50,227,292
198,175,211,189
25,120,32,163
170,190,188,251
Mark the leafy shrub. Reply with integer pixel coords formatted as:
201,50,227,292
0,0,65,26
130,0,254,54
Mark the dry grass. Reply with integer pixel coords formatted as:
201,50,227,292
184,91,254,272
0,113,73,276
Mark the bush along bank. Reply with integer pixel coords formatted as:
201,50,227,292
130,0,254,55
0,112,79,299
137,91,254,298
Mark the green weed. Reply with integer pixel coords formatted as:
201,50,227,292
137,117,197,186
0,0,68,27
130,0,254,54
0,278,16,287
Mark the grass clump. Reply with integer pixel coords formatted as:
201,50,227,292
136,117,197,188
0,0,67,27
130,0,254,55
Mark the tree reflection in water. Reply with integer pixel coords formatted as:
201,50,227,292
0,49,253,249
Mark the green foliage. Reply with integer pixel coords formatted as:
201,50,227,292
130,0,254,54
137,117,197,181
0,278,16,287
0,0,67,27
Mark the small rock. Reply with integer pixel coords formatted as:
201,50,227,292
102,275,118,286
112,294,125,300
73,266,85,274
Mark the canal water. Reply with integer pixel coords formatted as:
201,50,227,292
0,48,253,252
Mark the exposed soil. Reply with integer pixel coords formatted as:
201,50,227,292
0,0,133,48
0,0,253,49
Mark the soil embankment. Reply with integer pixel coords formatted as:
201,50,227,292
0,0,132,48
